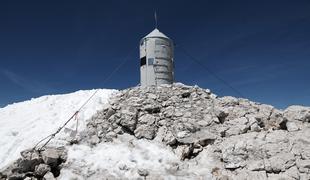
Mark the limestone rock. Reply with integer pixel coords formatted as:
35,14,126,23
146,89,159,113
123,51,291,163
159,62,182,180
286,121,300,132
176,129,217,146
137,169,149,177
134,124,156,140
284,106,310,122
233,170,267,180
174,145,193,160
89,135,100,145
18,149,42,172
138,114,156,125
163,130,177,145
34,163,51,177
296,159,310,173
225,117,249,137
265,153,295,173
118,108,138,132
43,172,56,180
222,141,248,169
267,173,295,180
300,173,310,180
41,148,67,168
144,105,160,114
105,108,116,119
283,166,299,180
105,131,117,139
7,173,25,180
247,160,265,171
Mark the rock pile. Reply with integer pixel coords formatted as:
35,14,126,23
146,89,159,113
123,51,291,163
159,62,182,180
86,83,310,179
0,147,67,180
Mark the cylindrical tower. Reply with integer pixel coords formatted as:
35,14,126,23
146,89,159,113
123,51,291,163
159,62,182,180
140,28,174,86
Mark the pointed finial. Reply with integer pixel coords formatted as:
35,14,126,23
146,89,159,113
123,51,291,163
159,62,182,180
154,11,158,29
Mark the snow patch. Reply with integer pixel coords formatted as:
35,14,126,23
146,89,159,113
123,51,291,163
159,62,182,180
60,134,180,179
0,89,117,169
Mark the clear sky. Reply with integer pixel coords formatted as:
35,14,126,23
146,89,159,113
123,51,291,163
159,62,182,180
0,0,309,109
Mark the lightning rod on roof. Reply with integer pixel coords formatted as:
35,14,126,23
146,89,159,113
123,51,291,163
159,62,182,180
154,11,158,29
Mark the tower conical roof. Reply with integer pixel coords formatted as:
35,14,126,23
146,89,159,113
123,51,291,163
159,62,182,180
144,28,169,39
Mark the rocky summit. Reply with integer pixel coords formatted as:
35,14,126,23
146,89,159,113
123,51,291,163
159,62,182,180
1,83,310,180
86,83,310,180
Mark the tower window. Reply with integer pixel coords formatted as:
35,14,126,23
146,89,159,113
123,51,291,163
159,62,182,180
148,58,154,65
140,56,146,66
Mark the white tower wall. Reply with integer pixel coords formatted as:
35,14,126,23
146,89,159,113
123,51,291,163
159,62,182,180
140,29,174,86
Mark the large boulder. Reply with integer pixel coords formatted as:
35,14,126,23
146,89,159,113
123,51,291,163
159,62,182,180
41,147,67,169
284,106,310,122
18,149,43,173
264,153,296,173
34,164,51,177
134,124,156,140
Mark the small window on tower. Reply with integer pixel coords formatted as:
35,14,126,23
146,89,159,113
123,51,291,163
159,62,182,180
148,58,154,65
140,56,146,66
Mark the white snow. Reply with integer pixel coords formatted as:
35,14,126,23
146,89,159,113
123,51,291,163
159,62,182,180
0,89,117,169
59,134,180,179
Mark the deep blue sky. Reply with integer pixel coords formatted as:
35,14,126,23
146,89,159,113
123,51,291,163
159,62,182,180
0,0,310,109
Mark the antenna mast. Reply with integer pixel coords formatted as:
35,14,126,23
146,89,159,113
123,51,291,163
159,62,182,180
154,11,158,29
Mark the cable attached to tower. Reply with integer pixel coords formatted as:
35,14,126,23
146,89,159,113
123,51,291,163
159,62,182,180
176,44,245,98
33,48,135,151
